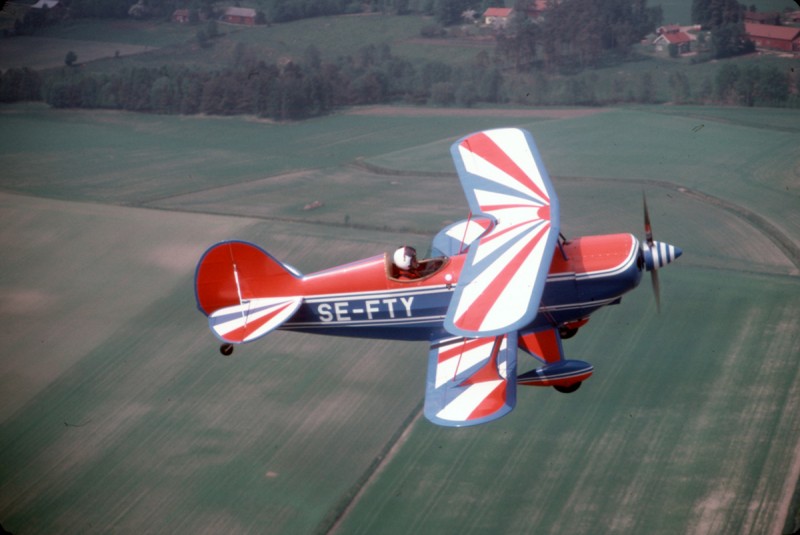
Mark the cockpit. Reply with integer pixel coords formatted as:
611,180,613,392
386,246,448,282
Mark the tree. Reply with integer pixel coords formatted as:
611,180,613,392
638,71,655,103
434,0,471,26
540,0,661,70
714,63,739,103
429,82,455,105
755,66,789,106
668,71,691,103
692,0,743,28
196,29,211,49
496,13,540,72
735,65,759,106
0,68,42,102
711,22,754,58
65,51,78,67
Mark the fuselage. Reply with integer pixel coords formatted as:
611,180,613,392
280,233,643,341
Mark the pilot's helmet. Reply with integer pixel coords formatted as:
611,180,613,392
393,246,416,270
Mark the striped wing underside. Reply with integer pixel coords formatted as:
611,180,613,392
444,128,560,337
424,334,518,427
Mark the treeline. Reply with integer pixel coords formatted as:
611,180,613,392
503,62,797,107
3,47,794,115
52,0,427,21
712,64,795,107
32,45,509,119
2,41,797,114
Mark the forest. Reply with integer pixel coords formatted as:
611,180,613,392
1,0,797,118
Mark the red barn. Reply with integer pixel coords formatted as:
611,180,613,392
222,7,257,25
744,23,800,52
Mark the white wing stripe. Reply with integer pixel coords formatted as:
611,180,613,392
458,146,546,204
435,380,504,422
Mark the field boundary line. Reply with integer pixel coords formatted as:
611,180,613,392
350,158,452,178
318,401,424,535
133,168,319,205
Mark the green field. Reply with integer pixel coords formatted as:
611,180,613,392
0,103,798,534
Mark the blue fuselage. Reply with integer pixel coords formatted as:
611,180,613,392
281,235,644,341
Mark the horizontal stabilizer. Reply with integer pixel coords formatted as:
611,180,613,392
209,297,303,343
425,334,517,427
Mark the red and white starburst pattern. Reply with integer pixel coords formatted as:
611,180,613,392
446,128,559,336
425,334,517,427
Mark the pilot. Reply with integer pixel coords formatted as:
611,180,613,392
393,246,420,279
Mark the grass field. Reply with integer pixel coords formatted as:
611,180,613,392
0,103,798,534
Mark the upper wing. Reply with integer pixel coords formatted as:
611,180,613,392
209,296,303,343
444,128,560,337
424,334,517,427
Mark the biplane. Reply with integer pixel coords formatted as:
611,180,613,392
195,128,681,427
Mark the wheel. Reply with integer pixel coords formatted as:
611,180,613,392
559,327,579,339
220,343,234,356
554,382,581,394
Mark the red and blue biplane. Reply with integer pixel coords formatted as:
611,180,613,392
195,128,681,427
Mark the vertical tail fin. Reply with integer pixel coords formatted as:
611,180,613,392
195,241,303,343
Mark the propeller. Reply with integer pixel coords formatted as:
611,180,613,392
641,192,682,313
643,193,660,313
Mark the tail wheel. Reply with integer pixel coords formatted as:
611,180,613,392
554,382,581,394
220,343,234,356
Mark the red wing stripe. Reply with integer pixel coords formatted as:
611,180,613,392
456,224,550,331
461,132,549,203
467,381,507,421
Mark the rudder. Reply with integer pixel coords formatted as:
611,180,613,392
195,240,302,316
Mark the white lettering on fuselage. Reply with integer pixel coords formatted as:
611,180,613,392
316,296,414,323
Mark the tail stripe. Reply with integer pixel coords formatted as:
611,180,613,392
209,297,303,343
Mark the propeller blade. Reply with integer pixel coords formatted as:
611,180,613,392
651,269,661,314
643,191,653,246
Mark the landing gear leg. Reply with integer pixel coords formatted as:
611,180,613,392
220,343,234,356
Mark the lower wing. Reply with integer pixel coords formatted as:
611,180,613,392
424,333,518,427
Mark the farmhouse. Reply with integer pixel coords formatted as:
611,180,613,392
172,8,190,23
483,7,513,27
653,31,692,55
744,23,800,53
221,6,257,25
